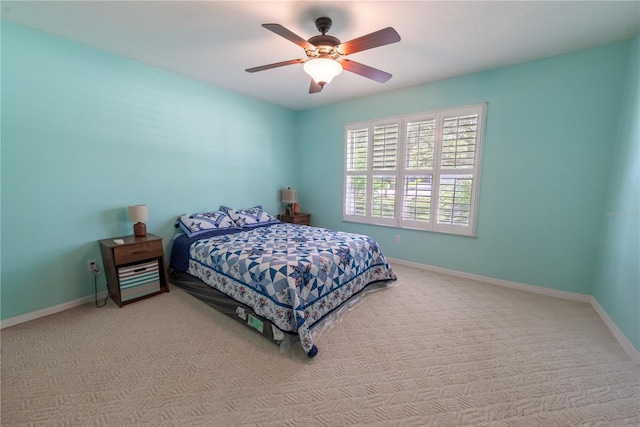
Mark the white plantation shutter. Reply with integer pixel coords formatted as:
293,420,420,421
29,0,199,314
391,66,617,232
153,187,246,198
372,124,398,170
441,114,478,168
371,176,396,218
345,104,485,236
371,122,399,224
434,106,483,235
346,128,368,171
344,120,400,225
344,127,369,218
345,176,367,216
402,116,436,229
405,118,435,169
437,175,473,226
403,175,432,222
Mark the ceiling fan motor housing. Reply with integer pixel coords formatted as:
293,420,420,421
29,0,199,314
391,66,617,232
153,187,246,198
306,17,341,60
306,34,341,59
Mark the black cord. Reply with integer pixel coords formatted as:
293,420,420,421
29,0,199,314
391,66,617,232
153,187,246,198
94,272,109,308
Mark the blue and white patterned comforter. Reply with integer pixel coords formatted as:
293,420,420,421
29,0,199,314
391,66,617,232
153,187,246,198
186,223,397,357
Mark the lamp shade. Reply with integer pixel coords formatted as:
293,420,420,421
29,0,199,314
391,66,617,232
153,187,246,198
128,205,148,223
280,188,297,203
303,58,342,86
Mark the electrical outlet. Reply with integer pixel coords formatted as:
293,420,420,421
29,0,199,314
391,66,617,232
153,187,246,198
395,235,401,244
87,259,99,273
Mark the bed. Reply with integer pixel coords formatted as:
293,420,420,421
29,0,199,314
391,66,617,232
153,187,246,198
169,206,397,357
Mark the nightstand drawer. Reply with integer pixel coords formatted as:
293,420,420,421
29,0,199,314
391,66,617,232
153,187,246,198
279,213,311,226
113,240,163,265
118,261,161,302
291,216,310,225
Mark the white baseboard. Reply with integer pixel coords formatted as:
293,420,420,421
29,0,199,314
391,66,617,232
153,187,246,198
388,258,639,366
387,258,591,302
590,297,640,366
1,291,109,329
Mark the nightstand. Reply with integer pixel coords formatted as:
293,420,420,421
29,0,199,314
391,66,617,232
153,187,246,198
278,213,311,226
98,233,169,307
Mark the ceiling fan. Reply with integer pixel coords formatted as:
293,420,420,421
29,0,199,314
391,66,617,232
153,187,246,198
246,17,401,94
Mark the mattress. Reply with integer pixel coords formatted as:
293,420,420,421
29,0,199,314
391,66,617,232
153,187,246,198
169,222,396,357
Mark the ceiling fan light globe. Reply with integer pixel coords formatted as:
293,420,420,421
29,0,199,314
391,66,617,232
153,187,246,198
304,58,342,86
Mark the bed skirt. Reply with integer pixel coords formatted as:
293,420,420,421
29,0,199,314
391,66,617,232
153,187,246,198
169,269,395,357
169,270,287,345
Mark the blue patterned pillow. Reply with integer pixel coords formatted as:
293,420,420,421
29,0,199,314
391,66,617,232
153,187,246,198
176,210,240,237
219,205,280,228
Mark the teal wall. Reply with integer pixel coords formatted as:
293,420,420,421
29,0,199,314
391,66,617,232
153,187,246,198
296,41,630,296
593,33,640,351
1,22,297,320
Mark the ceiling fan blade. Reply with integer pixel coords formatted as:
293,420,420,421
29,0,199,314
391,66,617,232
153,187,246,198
337,27,401,55
262,23,316,51
309,79,323,94
245,58,306,73
341,59,392,83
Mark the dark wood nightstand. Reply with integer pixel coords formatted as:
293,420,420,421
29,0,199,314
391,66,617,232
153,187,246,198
278,213,311,226
98,233,169,307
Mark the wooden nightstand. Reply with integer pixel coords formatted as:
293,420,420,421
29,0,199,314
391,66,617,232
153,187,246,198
98,233,169,307
278,213,311,226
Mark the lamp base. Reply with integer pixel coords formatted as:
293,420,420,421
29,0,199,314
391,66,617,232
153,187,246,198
133,222,147,237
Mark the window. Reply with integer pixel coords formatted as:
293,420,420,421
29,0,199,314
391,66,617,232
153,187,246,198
344,104,486,236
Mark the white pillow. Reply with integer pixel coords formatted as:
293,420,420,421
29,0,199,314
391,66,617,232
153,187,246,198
176,210,239,237
219,205,279,228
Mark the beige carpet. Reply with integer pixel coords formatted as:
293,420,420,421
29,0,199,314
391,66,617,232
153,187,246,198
1,264,639,426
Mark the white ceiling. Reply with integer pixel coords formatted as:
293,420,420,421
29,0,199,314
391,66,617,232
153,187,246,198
2,1,639,111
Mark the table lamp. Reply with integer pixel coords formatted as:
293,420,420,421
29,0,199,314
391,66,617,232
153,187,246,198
128,204,148,237
280,188,297,215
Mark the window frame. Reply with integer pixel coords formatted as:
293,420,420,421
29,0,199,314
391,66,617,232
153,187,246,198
343,103,486,237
